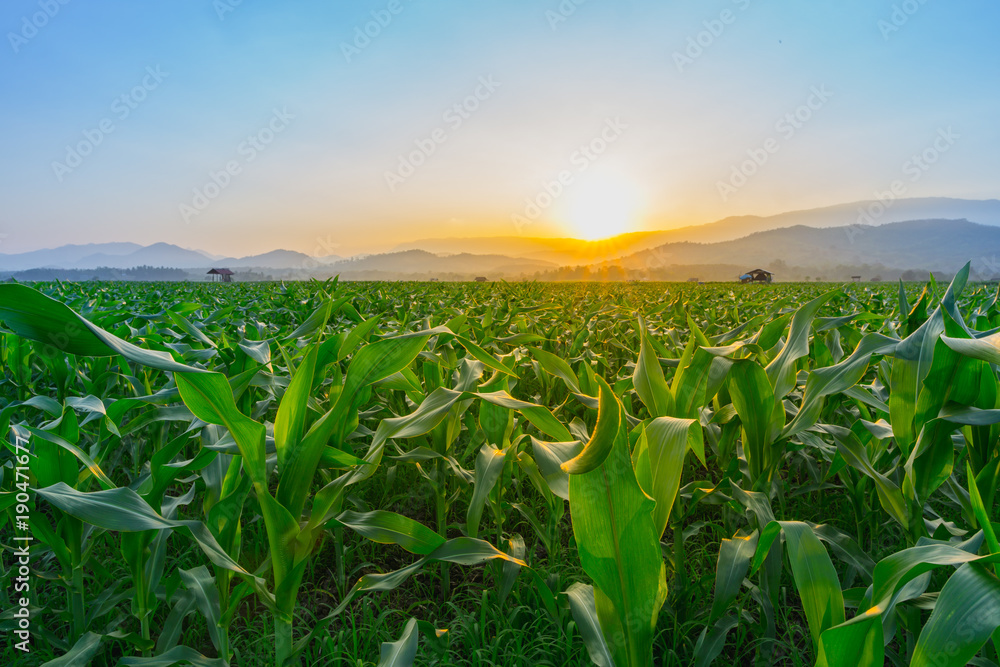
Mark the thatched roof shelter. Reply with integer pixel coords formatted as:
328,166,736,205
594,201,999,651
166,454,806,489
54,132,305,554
208,268,234,283
739,269,773,284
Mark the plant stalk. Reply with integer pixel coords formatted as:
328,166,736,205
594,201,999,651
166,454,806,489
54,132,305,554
275,616,294,667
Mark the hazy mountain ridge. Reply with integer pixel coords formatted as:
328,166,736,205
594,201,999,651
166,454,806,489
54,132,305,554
329,250,555,275
607,219,1000,276
0,242,145,271
393,197,1000,264
2,198,999,281
390,232,673,266
0,243,330,271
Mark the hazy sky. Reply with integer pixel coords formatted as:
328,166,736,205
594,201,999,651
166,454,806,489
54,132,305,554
1,0,998,256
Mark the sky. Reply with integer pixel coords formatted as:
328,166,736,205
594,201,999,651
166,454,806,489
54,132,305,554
0,0,998,257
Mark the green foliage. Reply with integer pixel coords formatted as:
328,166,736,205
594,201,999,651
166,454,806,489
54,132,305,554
4,271,1000,666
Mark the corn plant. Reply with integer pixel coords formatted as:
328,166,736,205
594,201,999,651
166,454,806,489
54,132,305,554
5,267,1000,666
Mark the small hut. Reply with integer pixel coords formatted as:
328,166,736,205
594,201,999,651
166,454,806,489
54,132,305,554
208,268,234,283
739,269,773,284
474,276,487,283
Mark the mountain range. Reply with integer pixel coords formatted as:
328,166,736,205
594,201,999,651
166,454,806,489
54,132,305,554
391,197,1000,266
2,197,999,281
606,218,1000,279
0,242,339,272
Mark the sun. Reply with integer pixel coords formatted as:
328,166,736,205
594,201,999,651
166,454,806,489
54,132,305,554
564,173,643,241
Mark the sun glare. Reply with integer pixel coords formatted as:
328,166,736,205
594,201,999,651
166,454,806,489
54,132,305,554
564,173,643,241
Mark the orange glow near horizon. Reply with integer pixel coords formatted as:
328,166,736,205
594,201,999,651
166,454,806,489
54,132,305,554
562,171,645,241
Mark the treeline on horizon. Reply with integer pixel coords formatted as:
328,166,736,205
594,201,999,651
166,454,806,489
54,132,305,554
0,263,971,284
0,266,270,282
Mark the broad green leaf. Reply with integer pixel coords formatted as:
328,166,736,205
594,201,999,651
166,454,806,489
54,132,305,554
166,309,217,349
531,346,581,393
568,391,666,667
870,543,1000,615
35,483,272,607
902,418,956,513
40,631,104,667
779,521,846,652
336,314,381,362
282,298,335,341
27,427,115,490
565,583,615,667
178,567,223,654
117,646,227,667
239,339,271,365
340,327,447,402
967,460,1000,565
910,563,1000,667
0,283,204,374
643,417,699,538
728,360,776,483
693,615,739,667
467,444,509,538
377,617,419,667
808,522,876,582
819,424,908,528
943,329,1000,365
889,306,944,455
530,438,582,501
765,290,837,398
710,531,758,623
562,376,620,475
814,609,884,667
674,347,726,420
478,390,574,442
175,372,267,488
274,345,319,471
319,446,367,469
455,335,518,377
499,534,525,605
337,510,446,555
330,537,524,616
783,333,897,438
632,321,672,418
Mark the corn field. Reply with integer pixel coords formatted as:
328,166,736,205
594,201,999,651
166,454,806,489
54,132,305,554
3,265,1000,666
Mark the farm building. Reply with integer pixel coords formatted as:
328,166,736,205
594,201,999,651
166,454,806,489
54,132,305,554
207,268,234,283
474,276,487,283
739,269,773,284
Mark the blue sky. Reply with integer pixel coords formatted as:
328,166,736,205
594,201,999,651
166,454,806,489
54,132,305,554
1,0,998,255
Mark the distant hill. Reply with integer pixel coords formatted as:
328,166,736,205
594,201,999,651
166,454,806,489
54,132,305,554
391,233,674,267
73,242,214,269
0,243,554,281
328,249,555,278
2,198,999,281
604,219,1000,279
224,250,326,270
664,197,1000,245
395,198,1000,265
0,243,329,272
0,242,144,271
